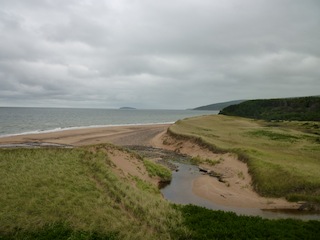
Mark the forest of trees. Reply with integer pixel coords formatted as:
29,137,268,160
219,96,320,121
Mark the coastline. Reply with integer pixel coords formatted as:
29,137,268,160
0,123,171,147
0,123,302,213
0,122,174,139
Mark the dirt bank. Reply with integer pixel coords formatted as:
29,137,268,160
151,130,300,210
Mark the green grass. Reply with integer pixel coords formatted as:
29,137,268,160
143,159,172,182
176,204,320,240
246,129,299,142
169,115,320,202
132,176,160,194
0,146,188,239
190,155,221,166
0,222,118,240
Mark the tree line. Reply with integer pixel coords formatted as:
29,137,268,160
219,96,320,121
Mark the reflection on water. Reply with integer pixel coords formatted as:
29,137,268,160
161,162,320,220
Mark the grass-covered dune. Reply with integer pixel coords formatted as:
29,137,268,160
0,145,187,239
220,96,320,121
169,115,320,203
1,144,320,239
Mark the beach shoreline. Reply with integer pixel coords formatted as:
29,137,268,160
0,123,171,147
0,123,301,212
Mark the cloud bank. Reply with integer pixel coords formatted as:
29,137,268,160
1,0,319,109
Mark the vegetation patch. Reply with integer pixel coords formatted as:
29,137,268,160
190,155,220,166
246,129,299,142
132,176,160,194
143,159,172,182
0,222,119,240
176,204,320,240
248,160,318,197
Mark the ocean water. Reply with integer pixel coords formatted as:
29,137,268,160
0,107,217,137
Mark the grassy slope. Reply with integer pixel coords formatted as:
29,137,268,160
169,115,320,202
1,144,320,239
0,146,187,239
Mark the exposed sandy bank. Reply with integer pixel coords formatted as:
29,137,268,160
151,131,300,210
97,145,160,186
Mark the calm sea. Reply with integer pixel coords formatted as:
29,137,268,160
0,107,217,137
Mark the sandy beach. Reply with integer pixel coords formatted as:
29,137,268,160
0,124,300,210
0,124,170,147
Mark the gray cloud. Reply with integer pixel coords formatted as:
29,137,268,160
0,0,319,109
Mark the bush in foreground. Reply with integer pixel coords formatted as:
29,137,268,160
176,204,320,240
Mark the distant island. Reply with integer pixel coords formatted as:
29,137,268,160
219,96,320,121
119,107,136,110
193,100,245,111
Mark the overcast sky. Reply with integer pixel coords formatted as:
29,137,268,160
0,0,319,109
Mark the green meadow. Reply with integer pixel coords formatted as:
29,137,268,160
169,115,320,202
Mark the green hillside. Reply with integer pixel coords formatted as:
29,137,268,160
219,96,320,121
